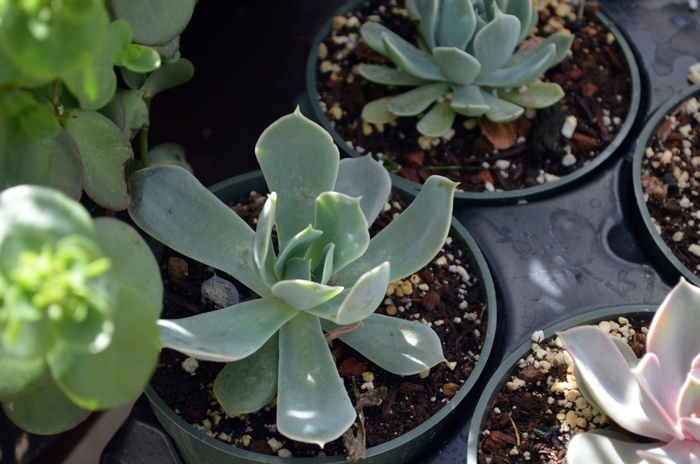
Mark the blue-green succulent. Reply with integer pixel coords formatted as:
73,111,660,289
128,109,457,447
359,0,573,137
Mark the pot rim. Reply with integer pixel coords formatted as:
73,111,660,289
305,0,643,205
631,82,700,287
465,303,657,464
145,169,498,463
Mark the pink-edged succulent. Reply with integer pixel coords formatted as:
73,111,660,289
558,278,700,464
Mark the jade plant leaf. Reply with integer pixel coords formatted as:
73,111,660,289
335,175,457,285
45,128,82,200
109,0,196,46
334,155,391,227
129,165,271,298
417,100,456,137
18,104,60,139
437,0,477,49
497,82,565,109
148,142,193,173
0,352,46,400
114,89,149,139
450,84,489,116
357,64,428,86
96,95,126,131
382,33,445,82
0,46,23,86
388,82,450,116
119,44,161,73
2,372,90,435
361,96,397,124
473,7,520,76
156,298,298,362
62,109,133,210
277,312,356,447
255,108,339,243
140,58,194,97
321,313,446,375
0,110,52,190
433,47,481,85
152,36,181,60
213,333,279,415
119,67,147,90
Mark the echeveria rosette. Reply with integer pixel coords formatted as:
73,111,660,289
358,0,573,137
558,279,700,464
128,108,457,447
0,185,162,434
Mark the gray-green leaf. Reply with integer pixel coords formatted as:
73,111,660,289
388,83,450,117
357,64,428,86
417,100,456,137
334,155,391,227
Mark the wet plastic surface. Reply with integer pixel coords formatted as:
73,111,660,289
101,0,700,462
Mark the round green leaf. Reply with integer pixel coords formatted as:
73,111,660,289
110,20,132,62
0,352,46,400
148,142,192,173
2,90,35,116
109,0,195,46
120,44,161,73
0,0,110,78
140,58,194,97
152,36,180,60
0,45,24,86
19,105,60,139
46,128,83,200
115,89,148,139
0,108,52,190
119,66,147,90
96,94,126,132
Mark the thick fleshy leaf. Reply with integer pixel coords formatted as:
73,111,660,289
109,0,195,46
334,176,457,286
321,314,446,375
0,46,23,86
382,33,445,81
335,262,390,325
0,110,52,190
94,217,163,316
2,373,90,435
567,430,659,464
388,83,450,116
637,439,700,464
508,33,573,68
119,67,146,89
417,100,456,137
156,298,297,362
115,89,149,140
437,0,476,49
357,64,428,86
271,280,344,311
647,279,700,398
96,95,126,131
361,96,398,124
450,84,489,117
19,105,60,139
62,109,133,210
681,417,700,442
47,284,159,410
152,36,181,60
481,89,524,122
277,312,356,446
497,82,565,109
415,0,439,49
433,47,480,85
307,192,369,273
473,7,520,76
633,353,684,440
46,128,83,201
128,166,271,297
312,243,335,286
303,289,348,321
119,45,161,73
283,257,311,281
475,44,555,88
677,355,700,420
0,352,46,400
504,0,534,43
255,109,338,243
360,22,406,56
558,326,673,441
274,226,322,279
253,192,277,285
140,58,194,97
213,333,278,415
148,142,193,173
334,155,391,226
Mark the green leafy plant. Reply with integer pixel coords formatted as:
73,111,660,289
559,279,700,463
359,0,573,137
128,109,457,447
0,185,162,434
0,0,195,210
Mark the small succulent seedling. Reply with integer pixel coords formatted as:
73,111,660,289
359,0,573,137
558,279,700,463
128,109,457,446
0,185,162,434
0,0,195,210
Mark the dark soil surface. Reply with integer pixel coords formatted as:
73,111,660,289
313,1,633,193
477,317,650,464
149,189,489,458
639,95,700,278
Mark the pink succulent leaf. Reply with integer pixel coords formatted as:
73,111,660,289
611,335,641,368
681,417,700,442
678,354,700,424
636,438,700,464
632,353,684,440
567,429,659,464
558,326,674,441
647,278,700,398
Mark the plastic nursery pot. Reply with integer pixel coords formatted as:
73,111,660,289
305,1,642,205
144,170,498,464
465,304,656,464
632,83,700,287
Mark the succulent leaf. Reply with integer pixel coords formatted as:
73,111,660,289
632,353,683,440
213,333,279,415
509,33,574,68
270,280,343,311
450,84,490,117
157,298,298,362
567,430,658,464
497,82,564,109
140,58,194,97
382,33,446,82
360,22,404,56
148,142,193,173
677,355,700,421
437,0,476,50
473,6,520,76
253,193,277,285
284,257,311,281
46,129,83,201
335,262,390,325
0,351,46,400
503,0,534,43
357,64,429,86
334,155,391,226
637,440,700,463
274,226,322,280
362,96,398,124
474,43,555,88
277,312,356,447
433,47,480,85
415,0,439,49
417,100,456,137
312,243,335,286
481,89,524,122
388,82,450,116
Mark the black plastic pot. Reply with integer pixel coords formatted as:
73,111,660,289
632,83,700,287
305,0,643,205
466,304,656,464
143,170,498,464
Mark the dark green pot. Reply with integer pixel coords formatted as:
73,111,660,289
305,1,642,205
465,304,656,464
145,170,498,464
632,83,700,287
